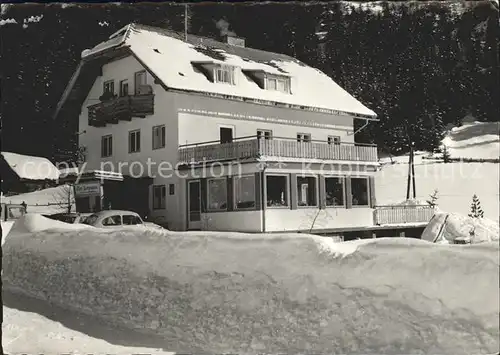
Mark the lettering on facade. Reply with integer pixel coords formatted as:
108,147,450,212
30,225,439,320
178,108,352,130
74,182,101,197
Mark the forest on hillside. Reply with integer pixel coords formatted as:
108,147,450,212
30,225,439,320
1,1,499,162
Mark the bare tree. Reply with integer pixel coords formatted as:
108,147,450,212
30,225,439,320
51,184,75,213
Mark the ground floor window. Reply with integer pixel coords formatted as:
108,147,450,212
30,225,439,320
207,178,228,211
266,175,288,207
325,176,344,206
351,177,369,206
153,185,166,209
297,176,317,206
234,175,256,209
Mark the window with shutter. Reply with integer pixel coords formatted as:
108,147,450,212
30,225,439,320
119,80,129,97
101,135,112,157
152,125,166,149
129,130,141,153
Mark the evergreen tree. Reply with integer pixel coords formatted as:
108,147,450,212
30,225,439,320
468,194,485,218
426,189,439,208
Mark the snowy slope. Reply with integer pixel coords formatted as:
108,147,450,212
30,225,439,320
3,217,499,354
1,151,60,180
441,121,500,160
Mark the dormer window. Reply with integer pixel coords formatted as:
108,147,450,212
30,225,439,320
192,61,237,85
266,74,290,94
214,64,235,85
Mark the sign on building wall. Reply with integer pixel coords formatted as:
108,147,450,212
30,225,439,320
74,181,101,197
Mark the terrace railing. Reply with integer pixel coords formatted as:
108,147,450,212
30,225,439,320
178,136,378,164
373,204,435,225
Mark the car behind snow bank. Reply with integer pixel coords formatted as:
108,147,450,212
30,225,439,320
422,212,499,244
2,215,499,354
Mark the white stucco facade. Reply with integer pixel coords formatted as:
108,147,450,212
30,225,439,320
77,55,378,232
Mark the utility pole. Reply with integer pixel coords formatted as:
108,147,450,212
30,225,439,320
411,142,416,198
406,147,412,200
184,4,188,42
406,141,416,200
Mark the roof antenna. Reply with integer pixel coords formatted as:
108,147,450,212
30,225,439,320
184,4,188,41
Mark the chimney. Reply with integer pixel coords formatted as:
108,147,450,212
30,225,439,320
225,35,245,48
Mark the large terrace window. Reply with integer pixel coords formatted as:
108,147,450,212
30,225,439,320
325,176,344,207
266,175,288,207
234,175,256,209
297,176,317,207
207,178,228,211
351,177,369,206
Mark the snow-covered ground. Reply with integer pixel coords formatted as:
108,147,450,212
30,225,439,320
3,215,499,354
3,293,173,355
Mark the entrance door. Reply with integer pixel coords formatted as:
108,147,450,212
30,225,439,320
220,127,233,144
187,180,201,230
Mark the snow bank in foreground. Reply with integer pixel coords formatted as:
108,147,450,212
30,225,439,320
3,225,499,354
3,304,173,354
2,214,92,245
2,214,169,245
13,213,92,233
1,221,15,245
422,212,499,244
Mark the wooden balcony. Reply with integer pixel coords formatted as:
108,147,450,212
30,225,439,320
178,136,378,164
87,94,154,127
373,205,435,225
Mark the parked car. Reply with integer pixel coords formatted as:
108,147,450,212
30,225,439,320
1,203,26,222
43,212,93,224
82,210,164,230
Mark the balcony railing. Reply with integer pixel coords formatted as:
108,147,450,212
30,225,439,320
178,136,378,164
373,205,435,225
88,94,154,127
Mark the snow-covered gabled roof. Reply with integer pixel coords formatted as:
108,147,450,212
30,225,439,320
57,23,377,120
1,152,60,181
